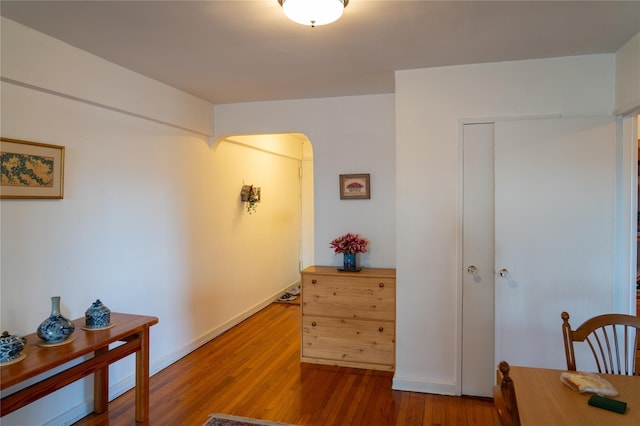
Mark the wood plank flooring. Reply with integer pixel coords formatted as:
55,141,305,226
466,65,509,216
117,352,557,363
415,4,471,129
73,303,497,426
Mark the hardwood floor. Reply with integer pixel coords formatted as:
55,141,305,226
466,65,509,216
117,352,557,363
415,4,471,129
73,303,497,426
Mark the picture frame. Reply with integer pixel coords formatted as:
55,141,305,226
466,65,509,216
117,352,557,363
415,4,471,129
339,173,370,200
1,137,65,199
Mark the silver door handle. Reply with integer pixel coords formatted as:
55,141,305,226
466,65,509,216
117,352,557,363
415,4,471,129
499,268,510,278
466,265,477,274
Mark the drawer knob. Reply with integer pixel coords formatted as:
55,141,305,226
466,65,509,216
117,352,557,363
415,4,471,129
378,327,384,332
312,279,317,284
312,322,317,327
379,282,384,288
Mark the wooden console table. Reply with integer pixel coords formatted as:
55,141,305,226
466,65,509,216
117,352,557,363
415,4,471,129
1,312,158,422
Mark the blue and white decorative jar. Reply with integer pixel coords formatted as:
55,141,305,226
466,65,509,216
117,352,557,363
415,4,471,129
85,299,111,329
36,296,75,343
0,331,26,363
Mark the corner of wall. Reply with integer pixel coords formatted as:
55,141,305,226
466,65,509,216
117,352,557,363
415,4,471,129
615,32,640,115
1,17,215,136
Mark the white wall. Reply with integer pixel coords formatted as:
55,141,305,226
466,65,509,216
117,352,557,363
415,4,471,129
394,55,618,395
615,32,640,115
616,34,640,310
1,19,302,425
214,95,397,269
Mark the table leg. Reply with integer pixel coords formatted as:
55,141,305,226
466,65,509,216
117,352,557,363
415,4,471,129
135,327,151,422
93,346,109,414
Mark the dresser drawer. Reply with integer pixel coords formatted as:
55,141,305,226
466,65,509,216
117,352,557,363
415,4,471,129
302,274,395,321
302,315,395,366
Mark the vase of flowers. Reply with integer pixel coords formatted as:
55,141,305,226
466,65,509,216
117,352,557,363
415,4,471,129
330,232,368,271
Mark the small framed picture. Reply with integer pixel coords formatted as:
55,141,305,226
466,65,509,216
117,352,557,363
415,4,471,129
339,174,370,200
1,137,65,199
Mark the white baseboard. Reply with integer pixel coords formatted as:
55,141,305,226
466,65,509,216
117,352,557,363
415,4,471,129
44,401,93,426
392,375,458,396
52,290,290,425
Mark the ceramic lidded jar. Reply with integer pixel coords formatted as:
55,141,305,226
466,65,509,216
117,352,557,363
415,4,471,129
37,296,75,343
85,299,111,329
0,331,26,363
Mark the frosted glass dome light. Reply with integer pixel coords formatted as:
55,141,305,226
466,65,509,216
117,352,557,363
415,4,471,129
278,0,349,27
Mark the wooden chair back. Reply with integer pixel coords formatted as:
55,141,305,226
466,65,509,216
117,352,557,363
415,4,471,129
561,311,640,376
493,361,520,426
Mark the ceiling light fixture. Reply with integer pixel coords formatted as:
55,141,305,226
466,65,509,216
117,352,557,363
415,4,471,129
278,0,349,28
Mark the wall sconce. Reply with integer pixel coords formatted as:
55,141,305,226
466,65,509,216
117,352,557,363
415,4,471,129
241,185,261,214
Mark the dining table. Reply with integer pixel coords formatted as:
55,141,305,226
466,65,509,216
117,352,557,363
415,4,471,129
509,366,640,425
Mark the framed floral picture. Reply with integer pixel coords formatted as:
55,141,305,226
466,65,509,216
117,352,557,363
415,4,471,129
1,137,65,199
339,173,370,200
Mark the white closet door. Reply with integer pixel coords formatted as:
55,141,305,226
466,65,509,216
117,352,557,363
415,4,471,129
462,123,495,397
494,117,616,370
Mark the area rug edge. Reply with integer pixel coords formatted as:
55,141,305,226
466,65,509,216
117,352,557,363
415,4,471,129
204,413,297,426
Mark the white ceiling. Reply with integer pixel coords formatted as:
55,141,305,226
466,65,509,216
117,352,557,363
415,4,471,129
2,1,639,105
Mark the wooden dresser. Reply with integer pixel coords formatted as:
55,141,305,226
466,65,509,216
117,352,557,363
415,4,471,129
300,265,396,371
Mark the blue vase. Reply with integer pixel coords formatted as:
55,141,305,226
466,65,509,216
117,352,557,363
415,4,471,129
37,296,75,343
343,253,357,270
85,299,111,329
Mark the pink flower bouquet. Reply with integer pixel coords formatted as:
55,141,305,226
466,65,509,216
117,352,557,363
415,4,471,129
330,233,369,255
